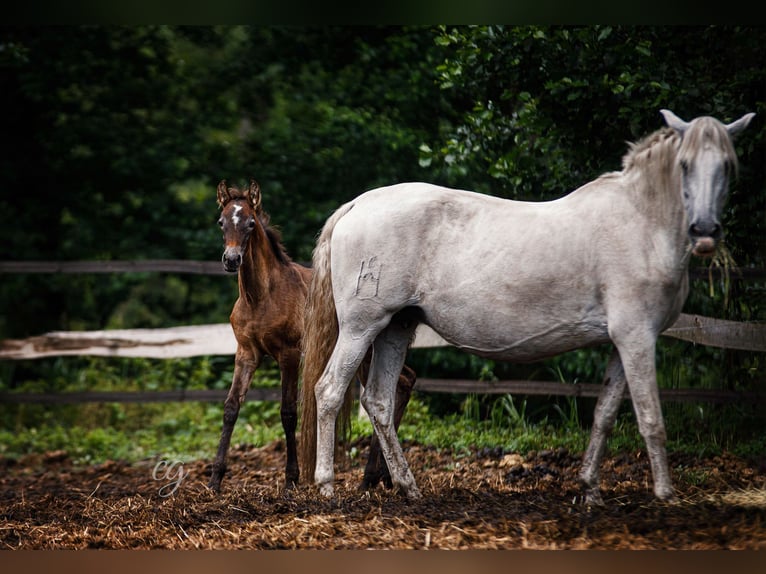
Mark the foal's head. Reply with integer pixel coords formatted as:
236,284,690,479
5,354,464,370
216,180,262,273
660,109,755,257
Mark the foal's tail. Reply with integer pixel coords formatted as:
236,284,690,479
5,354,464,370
299,201,356,484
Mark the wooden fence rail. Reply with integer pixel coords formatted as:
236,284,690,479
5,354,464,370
0,259,230,275
0,380,761,405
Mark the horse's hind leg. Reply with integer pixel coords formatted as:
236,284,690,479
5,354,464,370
361,321,420,500
209,347,260,492
579,350,626,505
278,348,301,488
315,331,377,497
361,364,416,490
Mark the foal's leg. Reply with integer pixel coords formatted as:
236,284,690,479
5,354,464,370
209,346,260,492
580,350,627,505
361,365,416,490
278,348,301,488
614,334,677,502
315,331,376,498
361,322,420,500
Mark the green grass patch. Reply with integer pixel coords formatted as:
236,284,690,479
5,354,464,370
1,356,764,468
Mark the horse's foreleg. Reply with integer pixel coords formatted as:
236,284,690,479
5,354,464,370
579,350,627,505
616,335,677,502
361,323,420,500
278,349,301,488
362,364,416,490
209,347,259,492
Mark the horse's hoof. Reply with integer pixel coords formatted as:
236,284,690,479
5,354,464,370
657,492,680,505
399,484,422,501
583,489,605,507
406,489,423,501
319,483,334,498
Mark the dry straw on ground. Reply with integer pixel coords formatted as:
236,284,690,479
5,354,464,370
2,439,765,549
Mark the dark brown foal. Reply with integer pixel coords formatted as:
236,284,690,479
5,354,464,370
210,179,415,492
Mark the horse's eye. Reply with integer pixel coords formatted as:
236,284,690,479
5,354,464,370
217,218,224,228
679,160,689,174
247,218,256,229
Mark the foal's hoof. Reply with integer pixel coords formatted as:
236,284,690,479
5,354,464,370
359,473,394,492
207,477,223,494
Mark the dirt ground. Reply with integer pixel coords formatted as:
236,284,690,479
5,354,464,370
2,438,765,549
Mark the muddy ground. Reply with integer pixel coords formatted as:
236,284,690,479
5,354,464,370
2,438,765,549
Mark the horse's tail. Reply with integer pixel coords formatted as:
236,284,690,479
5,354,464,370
299,201,356,484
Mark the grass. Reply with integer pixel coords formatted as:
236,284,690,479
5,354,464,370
1,355,764,469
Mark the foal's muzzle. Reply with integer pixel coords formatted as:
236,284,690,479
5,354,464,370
222,249,242,273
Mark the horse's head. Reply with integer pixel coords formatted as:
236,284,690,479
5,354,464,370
216,179,262,273
660,109,755,257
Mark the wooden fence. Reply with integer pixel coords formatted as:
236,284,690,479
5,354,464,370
1,260,764,405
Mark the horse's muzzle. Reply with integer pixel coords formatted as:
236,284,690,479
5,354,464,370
691,237,717,257
689,220,721,257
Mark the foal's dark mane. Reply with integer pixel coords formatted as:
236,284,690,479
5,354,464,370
255,212,292,266
220,185,293,266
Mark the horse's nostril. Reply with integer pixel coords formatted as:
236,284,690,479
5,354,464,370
689,221,721,239
222,252,242,271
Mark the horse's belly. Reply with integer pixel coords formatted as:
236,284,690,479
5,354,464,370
424,315,610,362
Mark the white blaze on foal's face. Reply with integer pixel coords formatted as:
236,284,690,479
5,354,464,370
232,204,243,227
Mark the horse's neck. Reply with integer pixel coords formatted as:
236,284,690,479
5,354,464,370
238,230,279,305
629,158,690,266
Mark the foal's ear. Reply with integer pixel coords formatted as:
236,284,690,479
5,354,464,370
248,179,262,213
216,180,230,208
660,109,690,134
725,112,756,137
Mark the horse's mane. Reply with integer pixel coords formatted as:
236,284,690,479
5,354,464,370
260,214,293,266
621,127,679,172
220,186,293,266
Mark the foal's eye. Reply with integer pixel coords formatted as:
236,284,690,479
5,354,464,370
679,160,689,174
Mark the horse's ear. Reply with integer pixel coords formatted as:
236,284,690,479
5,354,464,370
248,179,262,212
216,180,230,208
725,112,755,137
660,109,690,134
